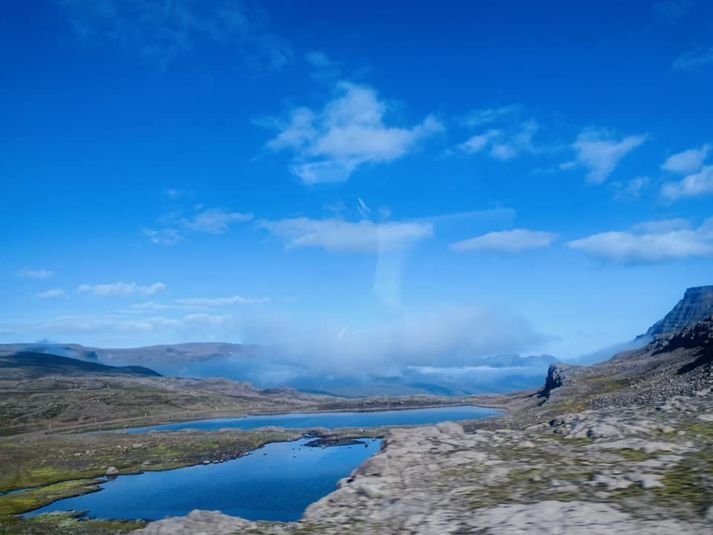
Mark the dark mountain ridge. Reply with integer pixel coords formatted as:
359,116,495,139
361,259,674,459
0,351,161,380
646,285,713,337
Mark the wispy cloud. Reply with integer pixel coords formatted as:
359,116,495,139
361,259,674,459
450,229,558,254
661,144,710,174
57,0,291,69
304,50,341,81
456,105,540,161
130,301,194,312
565,129,647,183
673,47,713,71
175,295,270,306
632,218,690,233
260,217,434,254
464,104,523,127
129,295,270,312
613,176,650,200
181,207,253,234
77,281,167,297
568,218,713,263
661,165,713,200
17,313,237,340
37,289,67,300
143,228,183,245
17,268,53,280
145,206,252,245
263,82,443,184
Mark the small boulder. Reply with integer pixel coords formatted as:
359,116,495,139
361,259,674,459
105,466,119,476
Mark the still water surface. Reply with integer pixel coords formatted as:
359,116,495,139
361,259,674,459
126,405,499,434
29,405,499,521
28,438,382,522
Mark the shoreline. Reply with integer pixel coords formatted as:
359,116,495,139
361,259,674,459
7,396,510,437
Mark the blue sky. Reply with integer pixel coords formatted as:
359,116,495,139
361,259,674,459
1,0,712,370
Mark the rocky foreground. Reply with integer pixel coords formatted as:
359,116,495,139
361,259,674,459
137,391,713,534
136,317,713,534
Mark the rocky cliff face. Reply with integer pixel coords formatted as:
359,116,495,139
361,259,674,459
647,286,713,337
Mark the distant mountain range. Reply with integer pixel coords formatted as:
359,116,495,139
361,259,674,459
2,285,711,397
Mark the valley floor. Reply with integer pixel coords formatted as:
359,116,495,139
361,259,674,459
136,386,713,534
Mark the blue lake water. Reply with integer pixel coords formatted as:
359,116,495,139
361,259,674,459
126,405,499,434
28,438,382,522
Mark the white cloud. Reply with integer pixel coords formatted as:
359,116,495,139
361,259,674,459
182,207,253,234
673,47,713,71
130,301,190,312
450,229,558,254
21,313,237,341
145,206,252,245
458,129,500,154
241,305,549,373
568,218,713,263
17,268,53,279
260,217,434,253
661,165,713,200
632,218,690,233
57,0,291,69
457,113,539,161
143,227,183,245
77,281,167,297
265,82,443,184
464,105,521,127
613,176,649,200
37,289,67,299
567,129,647,183
661,144,710,174
175,295,270,306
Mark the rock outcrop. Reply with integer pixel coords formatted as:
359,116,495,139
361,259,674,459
647,286,713,337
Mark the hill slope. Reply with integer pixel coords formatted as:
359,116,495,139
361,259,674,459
0,352,161,380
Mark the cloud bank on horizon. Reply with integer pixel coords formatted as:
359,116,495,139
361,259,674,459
2,0,713,372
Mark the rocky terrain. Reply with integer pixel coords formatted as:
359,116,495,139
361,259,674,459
135,309,713,533
647,285,713,337
3,286,713,534
137,384,713,534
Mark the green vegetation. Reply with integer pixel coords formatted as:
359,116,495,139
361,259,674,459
656,446,713,516
0,480,100,516
0,430,299,490
614,448,652,462
0,512,143,534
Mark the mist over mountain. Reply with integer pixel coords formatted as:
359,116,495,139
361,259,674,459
0,341,559,396
6,286,710,397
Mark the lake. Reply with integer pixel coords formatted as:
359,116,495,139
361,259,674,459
126,404,499,434
29,405,499,522
28,438,382,522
